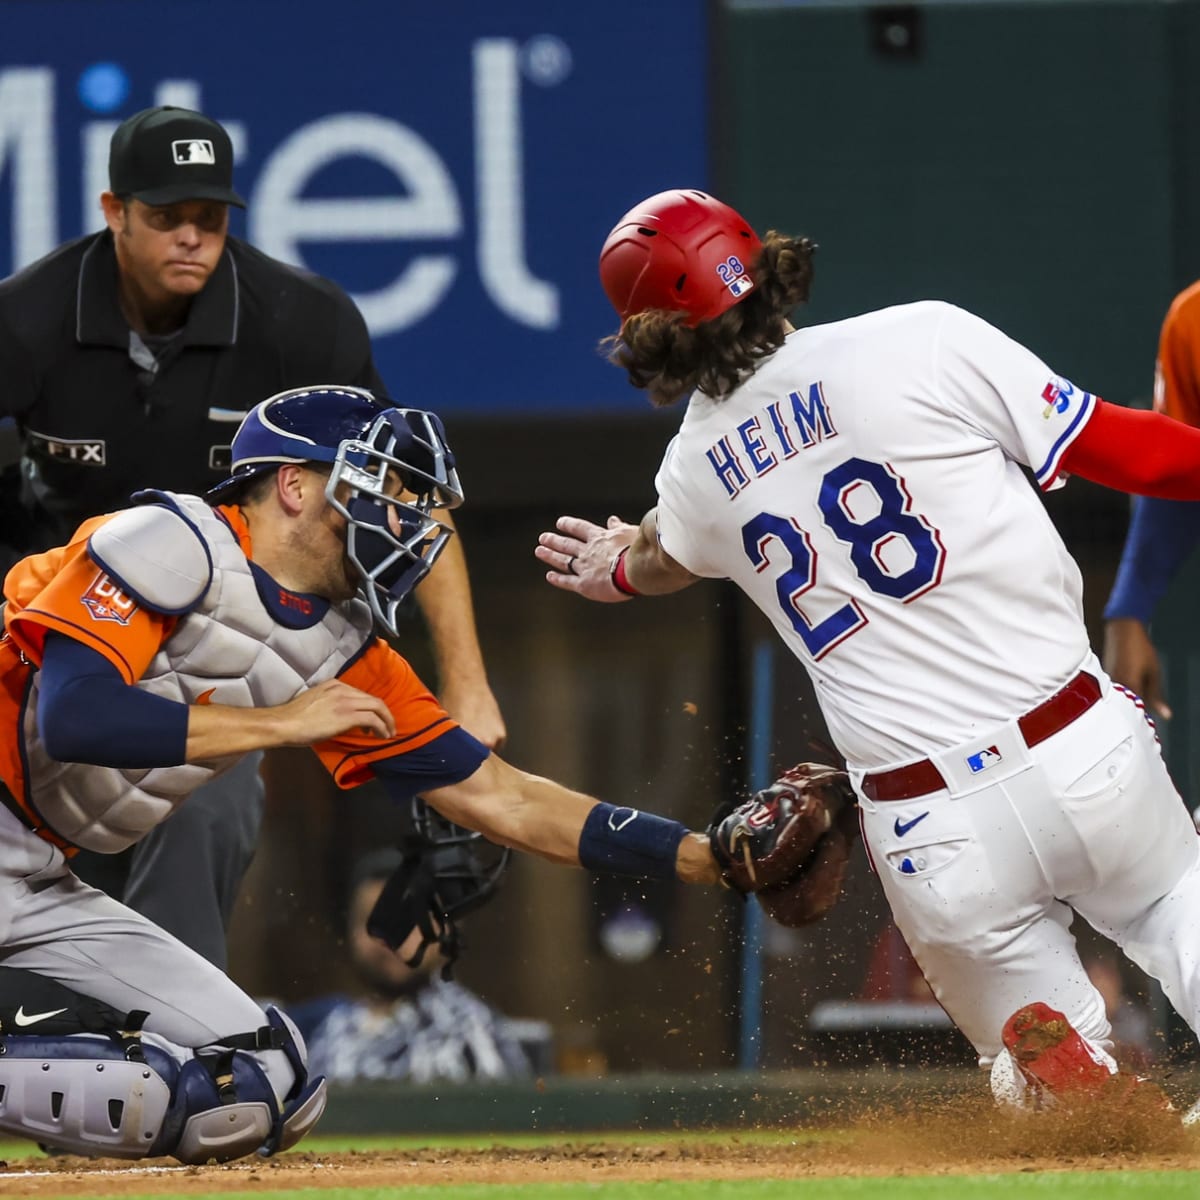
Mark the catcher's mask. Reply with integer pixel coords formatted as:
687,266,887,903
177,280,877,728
207,385,462,636
365,802,511,978
599,188,764,327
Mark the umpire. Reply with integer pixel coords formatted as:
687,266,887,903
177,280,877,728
0,106,504,967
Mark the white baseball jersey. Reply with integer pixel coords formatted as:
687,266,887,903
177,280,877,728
654,301,1099,770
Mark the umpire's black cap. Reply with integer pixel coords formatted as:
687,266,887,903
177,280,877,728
109,106,245,208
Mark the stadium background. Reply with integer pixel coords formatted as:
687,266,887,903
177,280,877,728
3,0,1200,1087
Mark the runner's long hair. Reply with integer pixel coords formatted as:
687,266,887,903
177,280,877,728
601,232,816,408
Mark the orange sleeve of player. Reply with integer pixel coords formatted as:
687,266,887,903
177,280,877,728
313,639,459,788
1154,281,1200,427
3,515,176,684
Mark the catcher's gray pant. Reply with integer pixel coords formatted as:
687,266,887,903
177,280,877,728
0,802,292,1101
122,751,265,968
71,751,265,969
854,668,1200,1068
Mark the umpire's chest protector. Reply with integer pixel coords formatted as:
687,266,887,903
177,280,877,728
22,492,375,853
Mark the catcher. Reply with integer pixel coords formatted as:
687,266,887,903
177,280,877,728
0,381,838,1164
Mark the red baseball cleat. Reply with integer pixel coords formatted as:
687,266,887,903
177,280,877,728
1002,1001,1171,1111
1002,1002,1115,1098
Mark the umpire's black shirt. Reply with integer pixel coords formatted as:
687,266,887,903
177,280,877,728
0,231,385,568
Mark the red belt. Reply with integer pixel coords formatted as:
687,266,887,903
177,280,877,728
862,671,1104,803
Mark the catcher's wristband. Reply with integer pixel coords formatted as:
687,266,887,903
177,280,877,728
611,547,641,596
578,802,686,878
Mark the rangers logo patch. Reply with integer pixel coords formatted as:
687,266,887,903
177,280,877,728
81,572,138,625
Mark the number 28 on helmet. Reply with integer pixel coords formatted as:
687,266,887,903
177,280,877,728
598,188,763,327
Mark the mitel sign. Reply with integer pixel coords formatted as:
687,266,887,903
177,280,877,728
0,1,707,414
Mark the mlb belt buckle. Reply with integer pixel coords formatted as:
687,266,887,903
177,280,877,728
862,671,1103,803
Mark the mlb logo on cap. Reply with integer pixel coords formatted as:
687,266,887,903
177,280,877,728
172,139,216,166
108,106,245,208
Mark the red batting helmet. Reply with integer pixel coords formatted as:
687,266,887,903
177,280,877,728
599,189,763,327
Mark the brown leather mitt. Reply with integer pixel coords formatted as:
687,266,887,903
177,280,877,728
756,800,860,927
708,762,858,901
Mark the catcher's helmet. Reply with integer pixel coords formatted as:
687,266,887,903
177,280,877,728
599,188,763,327
207,385,462,636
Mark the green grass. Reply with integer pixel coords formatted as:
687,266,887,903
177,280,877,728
4,1130,1198,1199
94,1176,1200,1200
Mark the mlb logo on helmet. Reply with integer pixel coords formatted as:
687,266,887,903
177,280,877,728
966,745,1003,774
80,572,137,625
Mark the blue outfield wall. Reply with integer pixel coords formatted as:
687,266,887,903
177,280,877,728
0,0,708,416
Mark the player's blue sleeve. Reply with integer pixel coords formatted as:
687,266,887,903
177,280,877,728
1104,497,1200,623
37,633,188,767
370,726,490,802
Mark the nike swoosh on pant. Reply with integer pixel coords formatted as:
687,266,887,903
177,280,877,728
893,812,931,838
14,1005,68,1027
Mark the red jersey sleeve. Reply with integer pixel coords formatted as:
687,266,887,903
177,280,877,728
1154,281,1200,427
313,639,459,788
4,515,175,684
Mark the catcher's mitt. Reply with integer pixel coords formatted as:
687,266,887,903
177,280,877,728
756,800,859,927
708,761,859,926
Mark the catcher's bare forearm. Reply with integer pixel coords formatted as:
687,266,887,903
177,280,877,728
423,755,721,884
185,679,395,762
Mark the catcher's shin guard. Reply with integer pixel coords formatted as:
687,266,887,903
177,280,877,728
0,1004,325,1162
0,1032,178,1158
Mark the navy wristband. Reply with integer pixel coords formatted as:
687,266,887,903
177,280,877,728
578,802,688,880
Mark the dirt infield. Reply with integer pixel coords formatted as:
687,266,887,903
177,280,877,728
4,1098,1200,1196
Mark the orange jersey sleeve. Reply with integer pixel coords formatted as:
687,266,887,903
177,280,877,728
1154,280,1200,427
3,514,176,684
313,639,459,788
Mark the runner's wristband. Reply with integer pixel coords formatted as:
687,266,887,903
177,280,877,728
611,547,640,596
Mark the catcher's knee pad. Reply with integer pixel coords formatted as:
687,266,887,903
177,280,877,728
0,1005,325,1163
260,1005,327,1156
164,1005,325,1164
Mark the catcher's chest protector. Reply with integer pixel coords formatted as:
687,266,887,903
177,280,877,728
21,493,374,852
